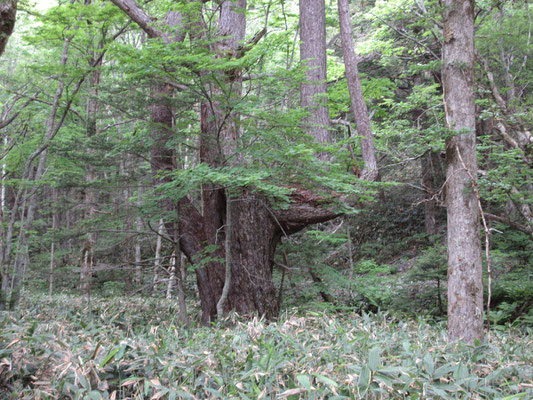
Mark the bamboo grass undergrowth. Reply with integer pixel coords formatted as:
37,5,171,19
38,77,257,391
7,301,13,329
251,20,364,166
0,294,531,399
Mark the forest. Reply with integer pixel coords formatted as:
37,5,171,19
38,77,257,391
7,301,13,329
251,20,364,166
0,0,532,398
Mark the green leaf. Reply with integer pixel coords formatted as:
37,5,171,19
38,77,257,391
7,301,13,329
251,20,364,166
314,373,338,388
87,391,103,400
27,321,37,336
501,394,528,399
433,364,455,379
358,365,371,392
99,347,119,367
296,374,312,389
369,347,380,371
423,352,434,376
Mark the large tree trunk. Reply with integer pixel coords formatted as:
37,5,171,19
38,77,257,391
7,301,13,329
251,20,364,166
111,0,340,324
299,0,331,152
337,0,379,181
0,0,17,57
443,0,484,344
222,191,280,317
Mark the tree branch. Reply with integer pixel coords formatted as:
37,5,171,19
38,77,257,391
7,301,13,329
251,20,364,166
108,0,162,39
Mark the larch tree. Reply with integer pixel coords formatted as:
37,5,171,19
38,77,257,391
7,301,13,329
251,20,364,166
442,0,484,343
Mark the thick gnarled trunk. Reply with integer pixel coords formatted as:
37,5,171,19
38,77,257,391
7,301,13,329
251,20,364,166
111,0,340,324
224,192,280,318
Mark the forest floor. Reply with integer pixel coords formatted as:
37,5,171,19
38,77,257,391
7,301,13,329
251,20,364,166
1,294,532,399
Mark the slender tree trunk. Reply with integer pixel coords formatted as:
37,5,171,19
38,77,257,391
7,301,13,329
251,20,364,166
135,182,143,288
49,187,58,297
80,220,95,303
8,189,28,310
1,136,6,210
346,218,355,301
308,265,333,303
217,192,232,319
299,0,330,154
2,36,78,309
412,73,444,238
152,218,163,294
443,0,484,344
283,250,300,301
276,265,286,311
176,250,188,325
421,150,444,237
337,0,379,181
166,252,176,299
0,138,7,309
437,277,443,315
81,39,102,303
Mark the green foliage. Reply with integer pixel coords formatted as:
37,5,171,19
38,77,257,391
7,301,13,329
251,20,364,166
410,243,447,282
1,294,532,399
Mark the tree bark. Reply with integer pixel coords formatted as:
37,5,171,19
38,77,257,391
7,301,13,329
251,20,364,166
166,251,176,299
299,0,331,155
217,192,232,319
135,182,143,287
111,0,341,324
176,252,188,325
337,0,379,181
152,218,163,294
49,187,58,297
443,0,484,344
0,0,17,57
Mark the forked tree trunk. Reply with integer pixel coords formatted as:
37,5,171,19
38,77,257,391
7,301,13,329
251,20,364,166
111,0,340,324
443,0,484,344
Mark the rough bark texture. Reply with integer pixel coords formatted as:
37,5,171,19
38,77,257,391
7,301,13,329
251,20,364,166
443,0,484,344
337,0,379,181
299,0,331,150
111,0,340,324
0,0,17,57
